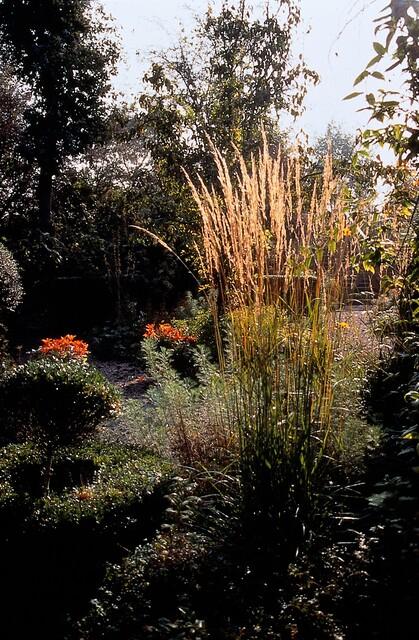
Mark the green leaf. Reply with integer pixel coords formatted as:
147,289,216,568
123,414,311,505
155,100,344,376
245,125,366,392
373,41,386,55
343,91,363,100
366,93,376,106
385,28,396,50
366,54,382,69
371,71,385,80
381,100,399,108
354,70,369,86
328,239,337,253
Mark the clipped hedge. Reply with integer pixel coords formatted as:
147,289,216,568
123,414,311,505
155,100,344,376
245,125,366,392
0,440,172,530
0,357,121,446
0,439,174,640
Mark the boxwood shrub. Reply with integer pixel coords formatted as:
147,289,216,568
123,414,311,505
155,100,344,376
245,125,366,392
0,357,121,446
0,440,173,528
0,439,174,639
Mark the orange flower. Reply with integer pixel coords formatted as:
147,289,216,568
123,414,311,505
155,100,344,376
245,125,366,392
39,334,89,359
343,227,352,237
143,323,197,344
144,323,158,339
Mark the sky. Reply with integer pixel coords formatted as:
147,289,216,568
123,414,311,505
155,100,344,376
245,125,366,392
101,0,402,140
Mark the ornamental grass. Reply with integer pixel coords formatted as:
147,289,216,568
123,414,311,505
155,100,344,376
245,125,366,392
187,137,362,549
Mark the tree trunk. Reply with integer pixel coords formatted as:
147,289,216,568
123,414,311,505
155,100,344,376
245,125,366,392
38,165,53,233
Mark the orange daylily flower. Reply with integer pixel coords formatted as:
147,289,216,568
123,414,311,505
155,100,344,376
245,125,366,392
144,323,197,344
39,334,89,359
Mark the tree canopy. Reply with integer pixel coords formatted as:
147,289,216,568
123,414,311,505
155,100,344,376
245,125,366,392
139,0,318,173
0,0,119,230
346,0,419,162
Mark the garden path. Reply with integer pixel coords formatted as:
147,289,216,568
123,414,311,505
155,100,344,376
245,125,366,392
92,359,150,400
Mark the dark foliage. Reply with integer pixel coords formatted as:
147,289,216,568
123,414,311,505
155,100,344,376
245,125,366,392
365,332,419,432
0,0,119,229
0,357,121,446
0,242,23,356
72,437,419,640
0,440,173,640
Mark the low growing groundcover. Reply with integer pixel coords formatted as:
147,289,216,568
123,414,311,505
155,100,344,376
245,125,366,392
72,438,419,640
0,439,173,639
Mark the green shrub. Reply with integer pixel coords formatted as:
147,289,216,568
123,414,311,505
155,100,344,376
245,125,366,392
89,314,146,361
0,242,23,316
0,357,121,447
75,531,210,640
0,242,23,358
172,292,216,358
0,440,172,528
365,332,419,431
139,339,235,467
0,439,173,639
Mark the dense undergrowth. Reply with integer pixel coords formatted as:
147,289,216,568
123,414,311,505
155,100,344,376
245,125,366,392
66,143,395,639
0,439,173,640
0,0,418,636
0,139,417,639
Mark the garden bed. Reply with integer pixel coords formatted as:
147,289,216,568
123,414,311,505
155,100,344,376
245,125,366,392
0,439,174,640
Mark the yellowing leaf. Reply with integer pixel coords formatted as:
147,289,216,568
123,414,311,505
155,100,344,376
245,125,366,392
402,432,419,440
362,260,375,274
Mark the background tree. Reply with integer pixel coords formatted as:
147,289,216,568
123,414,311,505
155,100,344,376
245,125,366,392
53,110,156,321
140,0,317,166
310,122,378,201
135,0,318,273
346,0,419,319
0,242,23,356
346,0,418,162
0,68,35,228
0,0,119,232
0,0,319,344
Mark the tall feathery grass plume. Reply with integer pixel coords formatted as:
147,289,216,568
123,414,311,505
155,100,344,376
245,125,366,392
186,136,363,556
